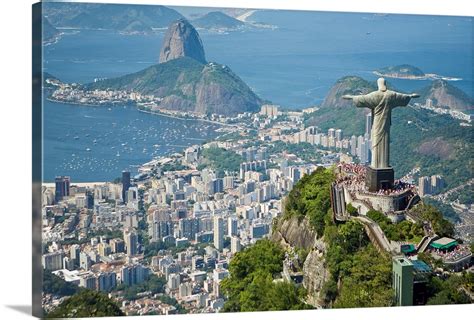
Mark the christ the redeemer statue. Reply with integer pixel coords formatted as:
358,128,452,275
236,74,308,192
343,78,419,169
343,78,419,191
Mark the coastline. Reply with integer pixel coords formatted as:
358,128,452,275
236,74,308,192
373,71,462,81
47,97,104,108
43,182,108,188
137,108,240,128
236,9,258,22
47,97,239,128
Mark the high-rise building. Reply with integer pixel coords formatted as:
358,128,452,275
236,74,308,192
86,190,94,209
63,256,75,271
350,135,357,156
359,140,368,164
260,104,279,117
98,243,111,257
365,112,372,136
179,282,193,298
42,251,64,271
289,167,301,183
122,171,131,202
418,176,431,197
109,238,125,253
69,244,80,261
223,176,234,190
179,218,199,240
231,236,241,254
97,272,117,292
392,257,414,306
80,274,97,290
213,216,224,251
150,221,173,242
431,175,445,194
55,176,70,202
121,264,149,286
124,229,138,256
168,273,180,290
251,223,269,239
228,217,238,237
328,128,336,138
79,252,91,271
335,129,343,142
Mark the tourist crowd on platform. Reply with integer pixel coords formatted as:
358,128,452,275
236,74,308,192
336,163,366,192
336,163,416,196
338,163,366,176
371,180,416,196
430,245,471,262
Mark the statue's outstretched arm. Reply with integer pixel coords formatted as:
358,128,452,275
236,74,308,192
342,95,354,100
410,93,420,98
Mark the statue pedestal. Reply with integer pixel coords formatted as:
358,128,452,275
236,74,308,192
365,166,394,192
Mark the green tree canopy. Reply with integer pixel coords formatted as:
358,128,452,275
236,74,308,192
221,239,310,312
284,167,334,236
47,289,124,318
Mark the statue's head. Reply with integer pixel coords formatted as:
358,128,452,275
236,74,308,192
377,77,387,92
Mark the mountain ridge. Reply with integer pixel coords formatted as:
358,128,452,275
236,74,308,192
43,3,183,33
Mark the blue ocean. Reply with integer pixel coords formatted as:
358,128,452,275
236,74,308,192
43,9,473,182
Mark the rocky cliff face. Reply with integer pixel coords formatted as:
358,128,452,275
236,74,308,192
272,216,329,307
417,79,473,111
159,19,206,64
303,239,329,307
272,216,317,249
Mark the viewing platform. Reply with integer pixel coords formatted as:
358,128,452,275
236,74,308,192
331,163,420,222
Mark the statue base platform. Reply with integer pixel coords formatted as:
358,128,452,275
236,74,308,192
365,166,394,192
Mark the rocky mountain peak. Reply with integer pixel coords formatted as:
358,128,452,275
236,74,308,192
159,19,206,64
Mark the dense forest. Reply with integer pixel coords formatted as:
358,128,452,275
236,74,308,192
221,239,310,312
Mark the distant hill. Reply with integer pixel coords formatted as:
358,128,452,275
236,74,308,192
416,80,474,111
305,76,473,189
86,57,262,116
320,76,376,109
43,17,60,44
192,11,245,30
307,76,376,134
43,2,183,32
374,64,425,78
